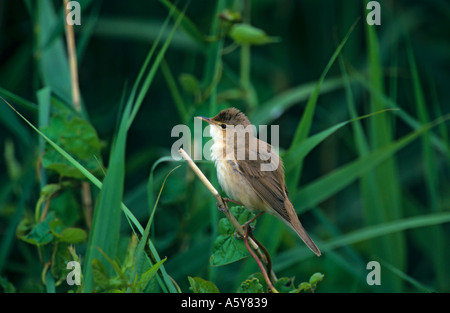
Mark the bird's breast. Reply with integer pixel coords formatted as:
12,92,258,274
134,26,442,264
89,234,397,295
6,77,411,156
212,150,267,212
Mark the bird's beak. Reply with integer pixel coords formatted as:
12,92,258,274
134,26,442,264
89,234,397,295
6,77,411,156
196,116,214,125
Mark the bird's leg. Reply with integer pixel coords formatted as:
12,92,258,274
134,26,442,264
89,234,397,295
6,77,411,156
238,211,263,234
216,196,230,213
245,211,264,227
222,197,244,206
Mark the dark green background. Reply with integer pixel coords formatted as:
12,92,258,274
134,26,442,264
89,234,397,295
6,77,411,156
0,0,449,293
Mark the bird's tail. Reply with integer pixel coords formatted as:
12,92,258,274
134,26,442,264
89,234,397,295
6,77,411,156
285,202,321,256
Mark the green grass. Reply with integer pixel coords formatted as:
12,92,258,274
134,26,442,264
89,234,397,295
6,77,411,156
0,0,449,293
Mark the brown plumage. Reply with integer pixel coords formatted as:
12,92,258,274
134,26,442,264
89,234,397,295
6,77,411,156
198,108,321,256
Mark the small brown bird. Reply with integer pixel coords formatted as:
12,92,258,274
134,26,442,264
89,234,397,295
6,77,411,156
198,108,321,256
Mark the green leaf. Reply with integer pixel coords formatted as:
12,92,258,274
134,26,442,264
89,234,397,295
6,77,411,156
188,276,220,293
59,228,87,244
273,277,295,293
138,258,167,292
41,112,103,179
51,242,71,282
49,219,65,236
17,212,56,246
237,276,264,293
293,282,311,293
48,189,81,226
209,206,255,267
92,258,110,290
229,23,281,45
179,73,201,95
309,272,325,287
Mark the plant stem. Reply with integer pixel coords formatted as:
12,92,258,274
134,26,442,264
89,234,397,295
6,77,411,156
243,225,278,293
63,0,81,112
178,148,262,252
178,148,279,290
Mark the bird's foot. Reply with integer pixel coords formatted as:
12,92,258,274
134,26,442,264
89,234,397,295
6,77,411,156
222,197,244,206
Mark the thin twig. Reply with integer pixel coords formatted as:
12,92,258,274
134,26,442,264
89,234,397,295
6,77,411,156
243,225,278,293
81,182,93,229
178,148,259,250
63,0,81,112
63,0,93,231
178,148,278,291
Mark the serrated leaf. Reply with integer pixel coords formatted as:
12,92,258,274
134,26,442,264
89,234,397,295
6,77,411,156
17,212,56,246
273,277,295,293
309,272,325,287
291,273,324,293
210,206,255,267
292,282,311,293
237,277,264,293
188,276,220,293
41,112,103,179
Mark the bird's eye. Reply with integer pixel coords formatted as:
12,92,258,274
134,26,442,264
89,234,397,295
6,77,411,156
221,123,226,129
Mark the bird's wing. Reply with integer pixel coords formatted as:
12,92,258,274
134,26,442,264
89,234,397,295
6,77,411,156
234,140,291,222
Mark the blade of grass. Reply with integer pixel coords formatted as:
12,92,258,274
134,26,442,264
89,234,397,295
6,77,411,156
82,83,135,291
127,4,185,129
250,76,348,126
291,114,450,213
286,19,359,192
274,211,450,271
340,52,395,290
364,3,404,291
339,53,391,284
37,87,51,230
355,72,450,157
35,0,72,105
124,10,174,130
133,166,180,292
407,39,448,291
0,97,33,147
147,156,178,213
160,59,189,123
0,87,38,113
203,0,226,116
159,0,206,49
381,260,435,293
283,109,398,172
